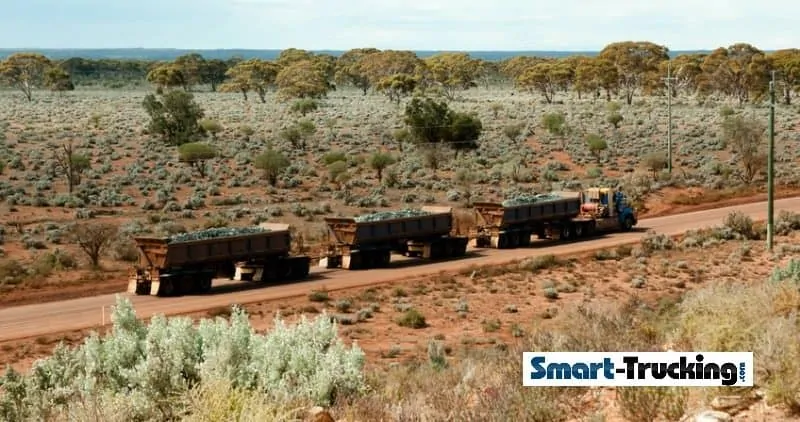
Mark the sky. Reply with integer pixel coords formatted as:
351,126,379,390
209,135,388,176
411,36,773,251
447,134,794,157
2,0,798,51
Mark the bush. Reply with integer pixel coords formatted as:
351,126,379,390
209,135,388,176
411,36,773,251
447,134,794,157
670,264,800,408
178,142,217,163
776,211,800,235
0,296,366,420
541,112,566,136
723,210,757,240
397,308,427,329
254,149,290,186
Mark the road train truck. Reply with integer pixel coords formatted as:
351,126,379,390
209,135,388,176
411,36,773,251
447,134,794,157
320,206,469,270
472,187,638,249
127,223,311,296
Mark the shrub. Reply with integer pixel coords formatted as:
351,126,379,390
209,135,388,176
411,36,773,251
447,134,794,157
368,152,395,181
776,211,800,235
541,112,566,136
308,290,329,302
0,296,366,420
397,308,427,329
254,149,290,187
670,265,800,408
177,142,217,178
606,112,623,128
723,210,757,240
322,151,347,165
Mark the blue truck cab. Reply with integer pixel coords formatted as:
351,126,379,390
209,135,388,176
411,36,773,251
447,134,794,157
582,187,638,231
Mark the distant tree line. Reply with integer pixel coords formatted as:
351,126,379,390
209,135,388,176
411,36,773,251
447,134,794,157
1,42,799,105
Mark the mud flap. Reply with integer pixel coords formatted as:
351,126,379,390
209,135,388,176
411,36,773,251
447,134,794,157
149,280,161,296
127,278,139,294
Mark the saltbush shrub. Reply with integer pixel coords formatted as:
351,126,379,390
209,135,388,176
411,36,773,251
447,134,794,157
0,296,366,421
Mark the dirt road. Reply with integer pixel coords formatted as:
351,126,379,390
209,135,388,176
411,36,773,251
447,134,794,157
1,197,797,342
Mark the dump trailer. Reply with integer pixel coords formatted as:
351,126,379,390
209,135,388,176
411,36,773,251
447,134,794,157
473,187,638,249
127,223,311,297
321,206,469,270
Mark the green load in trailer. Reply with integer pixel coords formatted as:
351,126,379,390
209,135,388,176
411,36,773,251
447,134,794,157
127,223,310,297
473,187,638,249
321,206,469,270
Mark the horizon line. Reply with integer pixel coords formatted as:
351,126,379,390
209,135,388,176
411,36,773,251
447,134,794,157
0,47,719,52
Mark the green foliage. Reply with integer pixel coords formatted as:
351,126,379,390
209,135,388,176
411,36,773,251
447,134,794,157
723,210,758,240
280,119,316,150
327,160,348,181
616,386,688,422
322,151,347,165
776,211,800,235
606,101,622,113
404,97,451,144
0,52,53,101
198,119,223,138
502,123,523,142
296,119,316,138
178,142,217,162
178,142,217,178
290,98,319,116
238,125,255,141
404,97,482,155
643,152,667,179
447,112,482,155
0,296,366,419
585,134,608,161
368,152,396,180
142,90,206,146
606,112,623,128
719,105,736,117
254,148,289,186
397,308,427,329
541,112,566,136
722,114,767,185
770,259,800,283
427,340,448,370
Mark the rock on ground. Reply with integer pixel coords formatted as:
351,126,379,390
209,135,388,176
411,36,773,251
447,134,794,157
691,410,732,422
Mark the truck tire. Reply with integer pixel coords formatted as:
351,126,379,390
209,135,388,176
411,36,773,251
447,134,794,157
198,276,212,293
560,224,572,240
517,230,531,247
622,216,634,231
574,223,584,238
158,279,175,297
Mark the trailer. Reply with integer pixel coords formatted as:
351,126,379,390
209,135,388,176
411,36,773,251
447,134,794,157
473,187,638,249
321,206,469,270
127,223,311,297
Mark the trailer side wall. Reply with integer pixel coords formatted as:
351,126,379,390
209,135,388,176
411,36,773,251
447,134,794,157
326,212,454,246
499,197,582,226
138,230,292,269
352,213,452,244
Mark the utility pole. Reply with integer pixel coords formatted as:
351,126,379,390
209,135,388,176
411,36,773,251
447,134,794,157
662,61,678,173
767,70,776,251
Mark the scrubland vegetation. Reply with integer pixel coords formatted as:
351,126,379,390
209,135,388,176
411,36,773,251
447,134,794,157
0,42,799,300
2,211,800,421
1,41,800,420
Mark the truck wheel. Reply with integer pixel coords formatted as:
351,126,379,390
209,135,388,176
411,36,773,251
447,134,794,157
198,276,212,293
574,224,584,238
518,231,531,247
622,216,634,231
560,224,572,240
158,279,175,297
